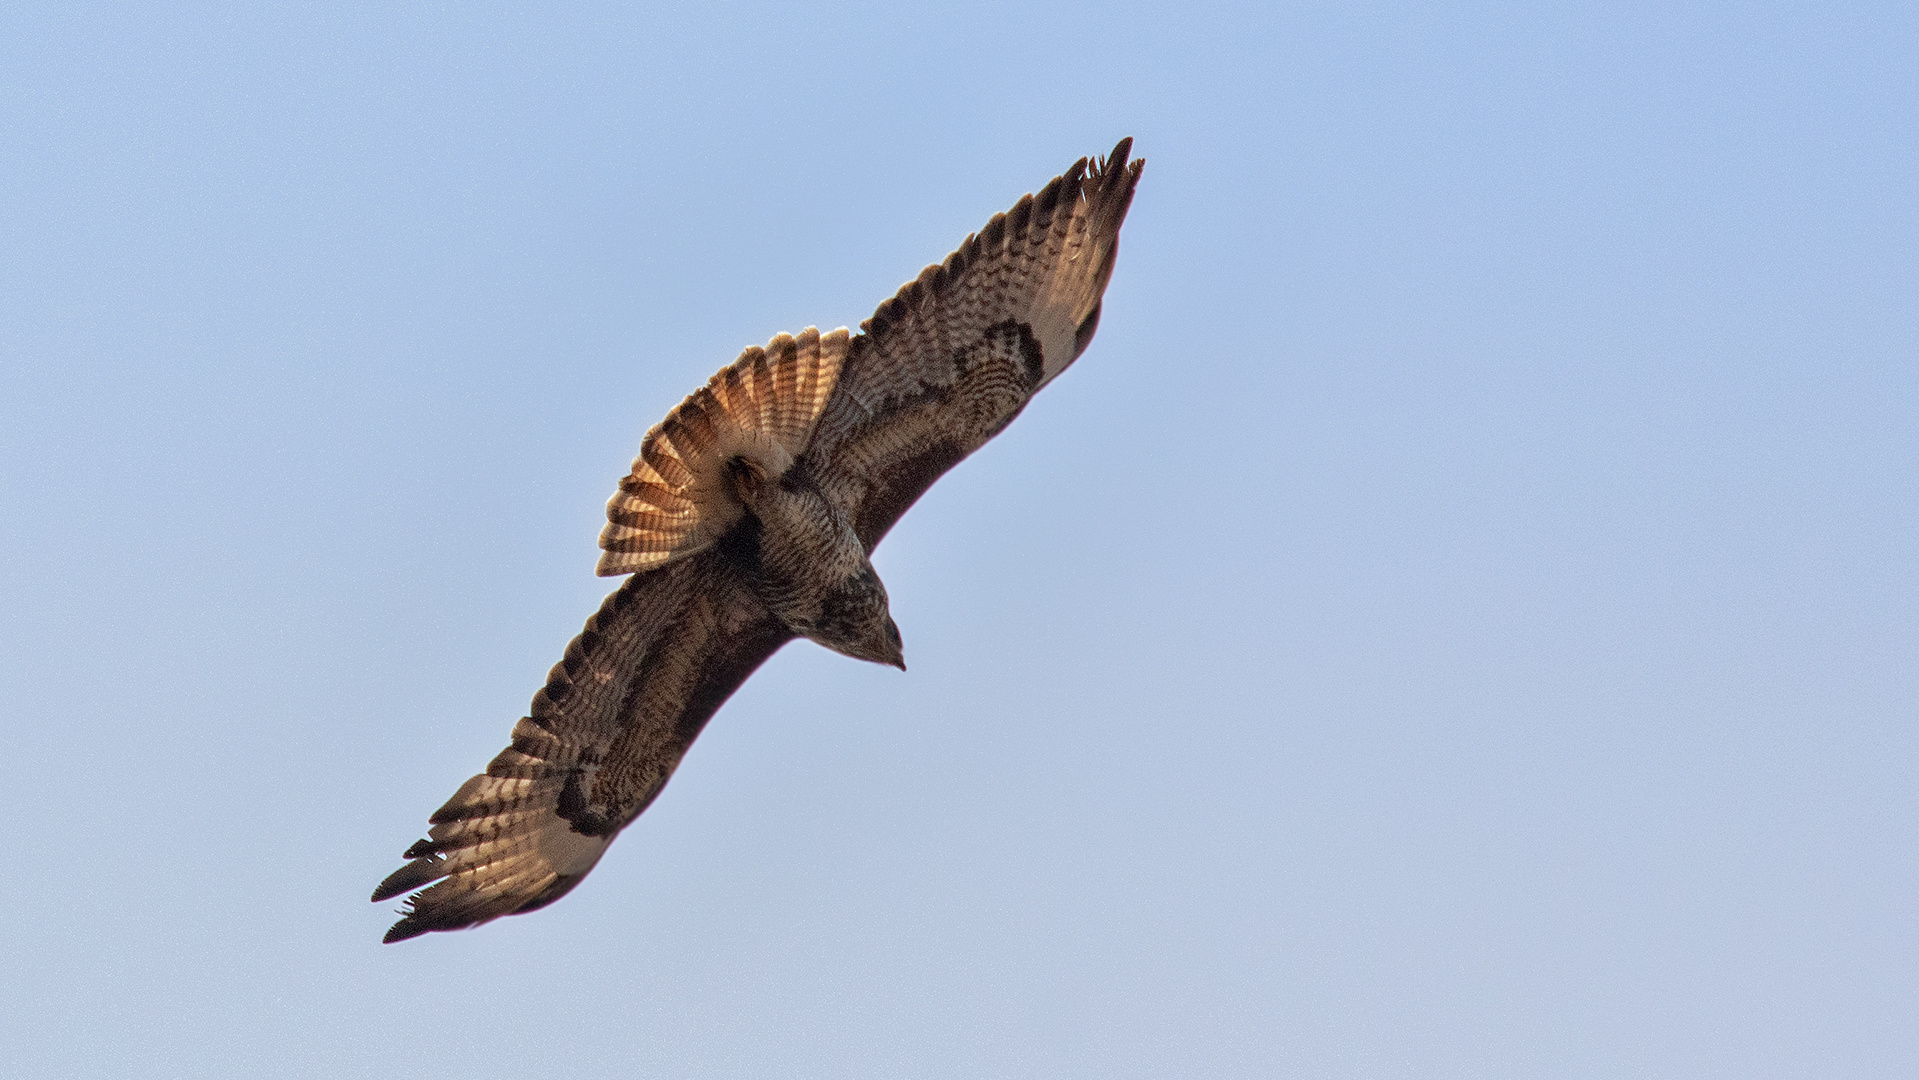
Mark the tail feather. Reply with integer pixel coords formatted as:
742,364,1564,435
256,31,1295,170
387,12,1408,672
598,327,848,576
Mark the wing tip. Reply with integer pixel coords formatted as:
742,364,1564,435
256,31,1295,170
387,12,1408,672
1088,136,1144,225
859,138,1142,341
375,868,593,943
382,917,434,944
370,851,448,904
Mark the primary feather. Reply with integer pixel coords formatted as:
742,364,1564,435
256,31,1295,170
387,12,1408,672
375,139,1144,942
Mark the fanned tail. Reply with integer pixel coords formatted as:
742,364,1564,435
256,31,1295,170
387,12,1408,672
598,327,848,576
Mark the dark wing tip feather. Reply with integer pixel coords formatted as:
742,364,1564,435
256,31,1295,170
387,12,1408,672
383,920,433,944
977,211,1007,251
1034,173,1065,216
377,856,596,943
1088,138,1143,233
1005,191,1034,238
371,851,448,903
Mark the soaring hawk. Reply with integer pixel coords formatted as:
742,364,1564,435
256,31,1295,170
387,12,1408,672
374,140,1144,942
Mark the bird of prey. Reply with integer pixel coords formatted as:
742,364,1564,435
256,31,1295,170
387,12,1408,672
373,139,1144,942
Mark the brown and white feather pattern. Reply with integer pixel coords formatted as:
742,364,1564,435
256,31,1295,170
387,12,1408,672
805,142,1141,546
599,327,846,575
375,140,1142,942
372,554,792,941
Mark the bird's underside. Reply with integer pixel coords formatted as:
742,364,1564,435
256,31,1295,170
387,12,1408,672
373,139,1143,942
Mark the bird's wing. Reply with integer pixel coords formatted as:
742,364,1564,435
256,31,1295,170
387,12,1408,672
800,139,1143,548
372,551,792,942
598,327,847,576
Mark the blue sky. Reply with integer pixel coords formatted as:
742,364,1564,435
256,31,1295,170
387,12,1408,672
3,2,1914,1076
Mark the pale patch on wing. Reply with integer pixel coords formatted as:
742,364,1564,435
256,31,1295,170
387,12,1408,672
372,792,611,943
598,327,848,576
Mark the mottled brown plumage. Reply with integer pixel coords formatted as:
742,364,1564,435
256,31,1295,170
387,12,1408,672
373,140,1144,942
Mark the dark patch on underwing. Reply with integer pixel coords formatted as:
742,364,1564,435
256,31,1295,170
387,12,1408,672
952,320,1044,389
715,511,764,578
1013,320,1045,386
557,767,620,836
777,456,818,494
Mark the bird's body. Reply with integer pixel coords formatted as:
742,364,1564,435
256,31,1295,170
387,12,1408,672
374,140,1143,942
723,454,903,669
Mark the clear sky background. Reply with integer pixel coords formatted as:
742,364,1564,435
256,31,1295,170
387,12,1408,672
3,2,1914,1077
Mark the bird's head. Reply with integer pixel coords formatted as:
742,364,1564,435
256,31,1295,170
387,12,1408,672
811,563,906,671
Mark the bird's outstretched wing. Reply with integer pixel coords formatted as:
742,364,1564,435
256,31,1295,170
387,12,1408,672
801,138,1143,547
374,141,1141,942
372,555,791,942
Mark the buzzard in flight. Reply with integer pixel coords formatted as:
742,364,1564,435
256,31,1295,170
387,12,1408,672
373,140,1144,942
